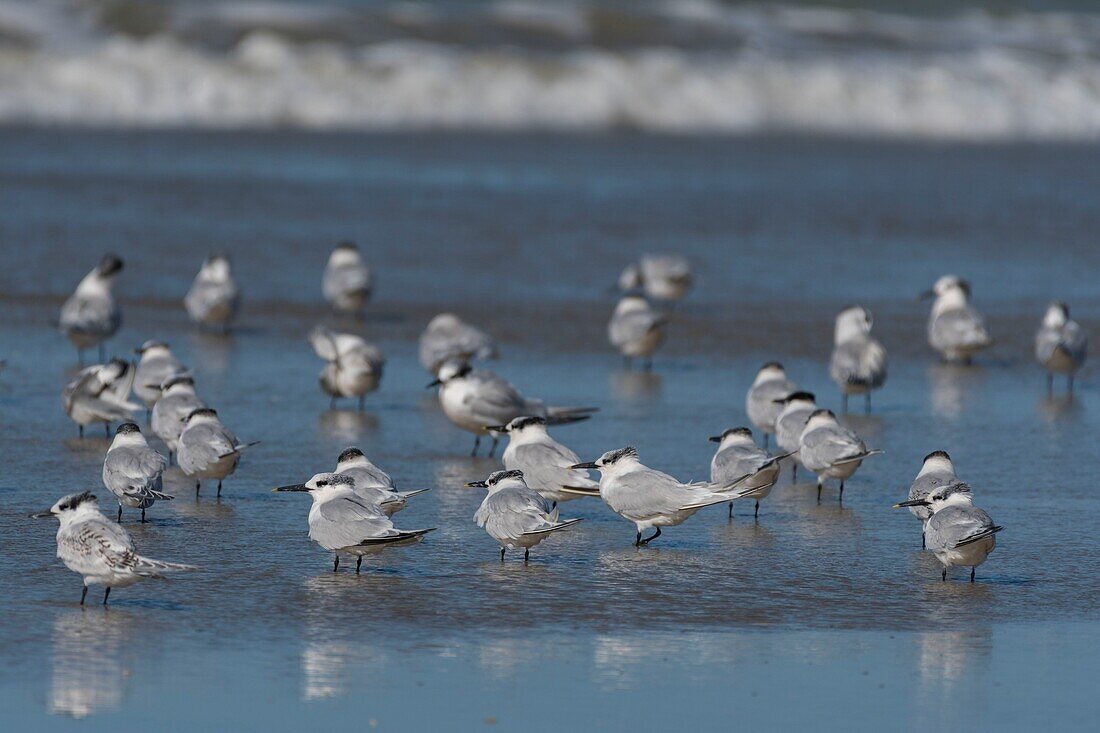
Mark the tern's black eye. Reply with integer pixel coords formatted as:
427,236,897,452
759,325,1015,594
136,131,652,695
317,480,328,487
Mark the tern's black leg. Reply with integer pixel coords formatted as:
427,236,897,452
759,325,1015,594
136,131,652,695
471,435,481,457
117,504,123,522
488,436,499,458
1047,372,1053,397
358,395,365,412
838,481,844,503
500,547,506,562
864,392,871,414
639,527,662,546
103,587,111,605
79,425,84,438
634,531,642,547
754,500,760,519
921,531,926,549
942,567,947,582
80,586,88,606
763,433,770,450
524,548,530,563
551,501,557,510
842,393,848,414
195,481,201,495
168,450,173,465
104,422,110,438
970,567,975,583
728,502,733,519
817,480,823,502
792,463,797,482
217,480,222,497
141,507,146,523
356,556,362,574
333,555,340,572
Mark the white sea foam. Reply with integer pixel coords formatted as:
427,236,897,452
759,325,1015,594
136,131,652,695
2,1,1100,138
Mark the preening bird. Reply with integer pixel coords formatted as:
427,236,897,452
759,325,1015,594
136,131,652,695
62,359,141,438
922,275,992,364
418,313,498,377
59,253,124,364
322,241,372,316
309,326,385,410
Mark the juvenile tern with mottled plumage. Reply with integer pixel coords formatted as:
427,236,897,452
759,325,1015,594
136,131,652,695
102,422,171,523
468,469,582,562
31,491,195,605
274,473,434,572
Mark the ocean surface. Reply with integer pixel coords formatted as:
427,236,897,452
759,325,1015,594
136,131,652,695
4,0,1100,138
0,127,1098,729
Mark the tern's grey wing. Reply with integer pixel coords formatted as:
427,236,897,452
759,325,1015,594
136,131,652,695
60,293,119,338
1037,322,1087,365
800,426,865,469
711,444,770,484
178,423,235,471
312,496,395,549
340,463,395,489
925,506,998,551
345,343,385,374
612,469,695,517
463,372,527,424
420,323,496,373
609,310,665,348
151,393,205,442
1062,321,1088,363
830,338,887,389
104,446,167,496
476,488,553,539
510,442,597,493
62,368,99,411
931,307,990,352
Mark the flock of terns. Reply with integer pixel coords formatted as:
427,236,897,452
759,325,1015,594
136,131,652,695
32,247,1088,603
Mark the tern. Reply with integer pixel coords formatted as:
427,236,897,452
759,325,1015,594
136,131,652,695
906,450,960,548
150,374,206,463
608,294,667,371
184,253,240,333
922,275,992,364
62,359,140,438
709,427,794,518
798,409,883,501
829,305,887,413
618,254,693,302
746,362,796,448
774,391,817,481
333,446,431,516
102,422,171,523
177,408,257,496
467,469,582,562
485,416,600,508
322,241,372,316
132,341,187,417
309,326,384,410
59,254,123,364
1035,301,1087,394
418,313,498,376
895,482,1003,582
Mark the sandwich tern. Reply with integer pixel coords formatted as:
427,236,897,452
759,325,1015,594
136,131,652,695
774,391,817,481
323,241,372,316
485,416,600,508
571,446,760,546
274,473,435,572
418,313,498,376
906,450,959,548
102,422,171,523
618,254,693,302
746,362,796,448
429,360,597,457
59,253,123,364
150,374,205,462
895,482,1003,581
62,359,140,438
608,294,667,371
709,427,794,518
922,275,992,364
31,491,195,605
467,469,583,561
1035,301,1087,394
309,326,385,410
829,305,887,413
133,340,187,417
184,253,240,333
798,409,883,501
177,408,257,496
334,446,431,516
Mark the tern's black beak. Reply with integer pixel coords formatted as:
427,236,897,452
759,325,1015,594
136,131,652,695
465,481,488,488
570,461,598,470
426,378,442,389
772,397,787,404
30,510,54,519
893,499,930,508
273,484,309,492
918,289,935,301
708,435,722,443
484,425,508,433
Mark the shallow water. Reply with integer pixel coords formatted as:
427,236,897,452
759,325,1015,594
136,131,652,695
0,128,1097,729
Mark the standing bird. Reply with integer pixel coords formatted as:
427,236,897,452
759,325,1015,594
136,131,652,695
486,416,600,508
59,254,124,364
30,491,195,605
102,423,171,523
829,305,887,413
62,359,140,438
618,254,693,303
571,447,760,546
608,294,667,371
894,482,1002,582
184,253,240,333
309,326,384,410
322,241,372,317
468,469,583,562
708,427,793,519
333,447,431,516
418,313,498,377
177,408,257,496
133,341,187,418
274,473,434,573
798,409,883,501
746,362,797,449
150,375,205,463
1035,301,1087,395
905,450,960,549
922,275,992,364
429,360,597,457
775,391,817,482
